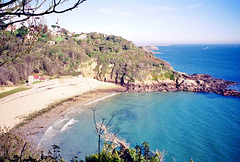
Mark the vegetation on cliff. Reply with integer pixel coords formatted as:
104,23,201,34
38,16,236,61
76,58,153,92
0,25,177,86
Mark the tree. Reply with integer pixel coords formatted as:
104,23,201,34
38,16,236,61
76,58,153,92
91,32,99,39
0,19,42,67
0,0,87,28
0,0,87,67
16,25,28,37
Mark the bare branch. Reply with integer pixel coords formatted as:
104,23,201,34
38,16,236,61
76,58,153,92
19,142,27,162
106,113,116,128
0,0,17,8
0,0,87,28
0,16,30,28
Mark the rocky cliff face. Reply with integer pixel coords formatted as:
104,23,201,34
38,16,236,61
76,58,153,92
79,59,240,97
126,74,240,97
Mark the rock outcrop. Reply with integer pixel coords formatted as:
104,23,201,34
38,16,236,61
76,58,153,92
125,74,240,97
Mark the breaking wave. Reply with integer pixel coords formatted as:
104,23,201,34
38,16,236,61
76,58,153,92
84,93,117,106
61,118,79,132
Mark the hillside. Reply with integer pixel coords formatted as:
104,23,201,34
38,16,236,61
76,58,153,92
0,29,177,86
0,28,239,97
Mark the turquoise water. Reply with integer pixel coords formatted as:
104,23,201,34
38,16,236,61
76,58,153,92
41,45,240,161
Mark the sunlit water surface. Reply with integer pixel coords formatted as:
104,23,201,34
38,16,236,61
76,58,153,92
41,45,240,161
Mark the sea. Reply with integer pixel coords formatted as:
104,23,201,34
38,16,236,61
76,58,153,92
39,44,240,161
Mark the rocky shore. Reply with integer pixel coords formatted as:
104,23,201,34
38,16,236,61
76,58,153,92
125,74,240,97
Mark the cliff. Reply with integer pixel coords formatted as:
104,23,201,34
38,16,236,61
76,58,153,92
0,31,239,97
126,74,240,97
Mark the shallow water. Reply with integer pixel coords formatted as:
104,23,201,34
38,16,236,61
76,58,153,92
41,45,240,161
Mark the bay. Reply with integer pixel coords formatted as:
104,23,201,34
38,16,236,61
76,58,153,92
41,44,240,161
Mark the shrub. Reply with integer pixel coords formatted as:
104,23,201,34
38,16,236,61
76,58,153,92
0,127,36,161
41,34,47,38
85,142,166,162
91,32,99,39
170,74,175,80
55,37,64,42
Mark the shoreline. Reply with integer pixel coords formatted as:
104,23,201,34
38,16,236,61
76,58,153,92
0,77,125,129
5,74,239,151
14,87,125,149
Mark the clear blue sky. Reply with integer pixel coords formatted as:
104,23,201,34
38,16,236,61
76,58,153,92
44,0,240,44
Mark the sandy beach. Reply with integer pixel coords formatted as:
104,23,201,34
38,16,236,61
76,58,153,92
0,76,125,131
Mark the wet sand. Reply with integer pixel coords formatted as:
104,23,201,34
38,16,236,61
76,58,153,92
0,77,124,129
0,76,125,148
14,88,125,148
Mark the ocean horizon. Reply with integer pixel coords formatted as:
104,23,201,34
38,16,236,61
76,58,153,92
40,44,240,161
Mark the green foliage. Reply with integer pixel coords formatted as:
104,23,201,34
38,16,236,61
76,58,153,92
152,75,159,81
0,30,173,85
85,142,165,162
164,73,170,79
55,37,65,42
170,74,175,80
16,26,28,38
58,53,64,58
86,149,123,162
41,34,47,38
73,34,80,37
33,80,43,84
0,131,65,162
64,57,70,63
0,127,36,161
51,25,57,28
0,87,30,98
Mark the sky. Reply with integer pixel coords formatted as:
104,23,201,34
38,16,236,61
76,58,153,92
43,0,240,44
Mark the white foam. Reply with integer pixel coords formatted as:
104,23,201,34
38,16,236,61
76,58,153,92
53,117,69,128
60,118,79,132
84,93,117,106
37,117,75,149
67,107,83,115
37,126,57,149
79,109,83,113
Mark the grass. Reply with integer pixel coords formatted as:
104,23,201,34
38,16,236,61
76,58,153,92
33,81,43,84
55,37,64,42
0,87,30,99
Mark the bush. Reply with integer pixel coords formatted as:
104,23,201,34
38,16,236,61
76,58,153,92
42,34,47,38
55,37,64,42
0,31,174,85
0,127,36,161
170,74,175,80
91,32,99,39
85,142,166,162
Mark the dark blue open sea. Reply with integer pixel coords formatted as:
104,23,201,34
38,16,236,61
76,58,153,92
40,45,240,161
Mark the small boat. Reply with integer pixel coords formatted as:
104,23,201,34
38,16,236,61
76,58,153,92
203,47,209,50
